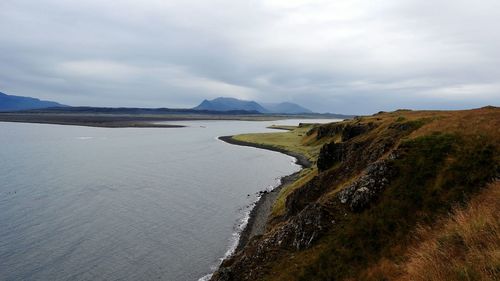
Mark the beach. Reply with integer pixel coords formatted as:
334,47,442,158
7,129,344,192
218,135,311,251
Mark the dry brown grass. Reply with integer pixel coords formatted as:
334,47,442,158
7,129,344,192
397,181,500,281
407,107,500,142
357,107,500,145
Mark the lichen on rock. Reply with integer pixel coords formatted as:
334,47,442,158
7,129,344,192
337,160,394,211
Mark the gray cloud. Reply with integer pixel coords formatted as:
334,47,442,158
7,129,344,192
1,0,499,114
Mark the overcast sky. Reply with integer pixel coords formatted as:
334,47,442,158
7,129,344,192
1,0,499,114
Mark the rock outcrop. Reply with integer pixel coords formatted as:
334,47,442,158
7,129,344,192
341,123,375,141
315,122,344,139
211,203,334,281
317,142,344,171
269,203,333,250
337,160,394,211
285,177,323,217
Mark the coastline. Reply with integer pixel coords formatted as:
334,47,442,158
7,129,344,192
0,112,317,128
0,114,189,128
218,135,311,252
0,119,185,128
218,136,311,168
0,112,347,129
235,171,301,252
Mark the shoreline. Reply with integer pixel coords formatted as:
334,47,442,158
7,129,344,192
0,114,191,128
0,112,343,129
218,136,311,168
0,113,346,129
0,120,185,128
218,135,311,252
235,171,302,252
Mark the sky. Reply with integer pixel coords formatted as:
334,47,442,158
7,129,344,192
1,0,499,114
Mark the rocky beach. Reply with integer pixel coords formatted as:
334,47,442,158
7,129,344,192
217,136,312,252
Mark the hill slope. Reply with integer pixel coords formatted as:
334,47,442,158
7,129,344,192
0,91,66,112
211,107,500,281
261,102,313,114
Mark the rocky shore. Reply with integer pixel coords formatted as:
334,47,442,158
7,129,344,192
218,136,311,251
235,172,301,251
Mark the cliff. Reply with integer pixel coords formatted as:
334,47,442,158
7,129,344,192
211,107,500,281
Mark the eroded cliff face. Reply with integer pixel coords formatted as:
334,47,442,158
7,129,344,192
211,108,500,281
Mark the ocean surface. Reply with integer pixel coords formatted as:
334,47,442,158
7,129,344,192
0,119,337,281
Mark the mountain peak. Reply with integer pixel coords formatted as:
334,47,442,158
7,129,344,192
193,97,268,113
0,91,67,112
193,97,313,114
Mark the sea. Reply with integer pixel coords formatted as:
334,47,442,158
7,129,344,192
0,119,337,281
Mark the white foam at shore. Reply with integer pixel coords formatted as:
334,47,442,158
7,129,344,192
198,137,302,281
197,164,289,281
198,273,213,281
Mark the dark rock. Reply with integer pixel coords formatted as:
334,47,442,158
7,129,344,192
481,105,498,110
341,123,375,141
317,142,344,171
212,267,234,281
337,161,394,211
268,203,332,250
316,123,345,140
285,177,322,217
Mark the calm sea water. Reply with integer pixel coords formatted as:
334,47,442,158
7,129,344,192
0,119,337,281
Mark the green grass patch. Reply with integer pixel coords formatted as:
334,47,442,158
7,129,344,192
271,168,318,218
267,125,297,131
233,126,327,162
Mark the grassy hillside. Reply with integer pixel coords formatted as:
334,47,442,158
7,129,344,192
212,107,500,281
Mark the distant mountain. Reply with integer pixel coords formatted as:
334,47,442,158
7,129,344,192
0,91,67,112
193,97,313,114
193,97,268,113
261,102,313,114
22,106,261,115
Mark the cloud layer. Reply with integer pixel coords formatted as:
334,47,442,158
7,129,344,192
1,0,499,114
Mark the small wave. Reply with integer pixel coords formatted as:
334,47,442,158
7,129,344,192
197,273,213,281
196,207,253,281
76,136,93,140
197,177,283,280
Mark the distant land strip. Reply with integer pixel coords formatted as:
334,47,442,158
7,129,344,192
0,108,352,128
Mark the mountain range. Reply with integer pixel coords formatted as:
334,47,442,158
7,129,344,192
0,92,315,115
0,91,66,112
193,97,313,114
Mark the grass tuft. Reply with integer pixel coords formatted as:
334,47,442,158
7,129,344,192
399,181,500,281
